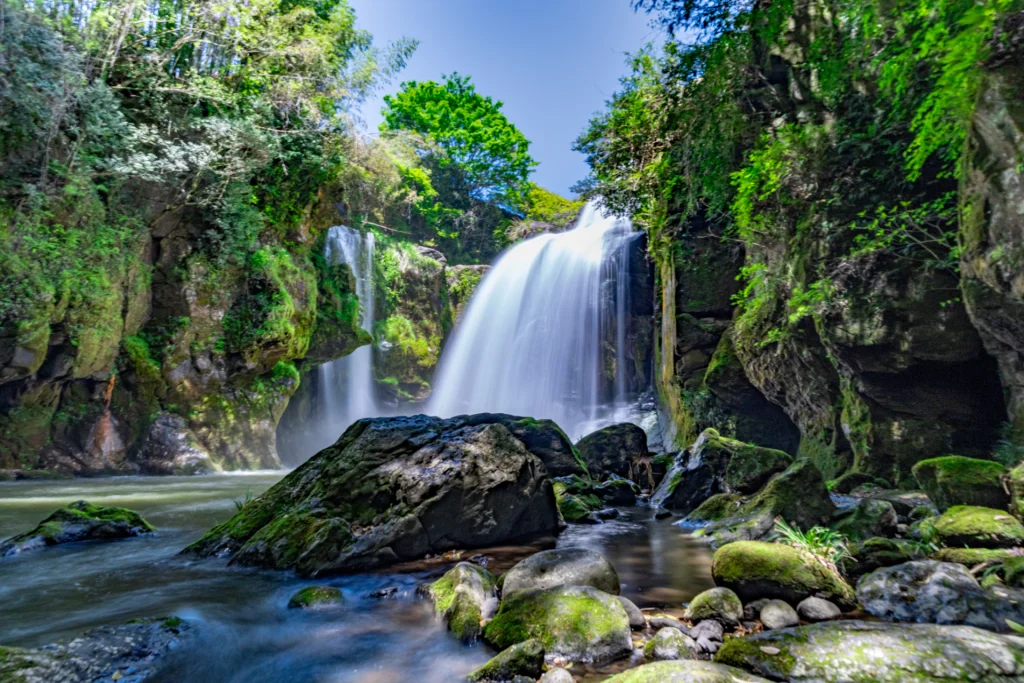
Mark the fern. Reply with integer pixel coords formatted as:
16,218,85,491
772,517,853,575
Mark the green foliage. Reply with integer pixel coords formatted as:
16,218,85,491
772,518,853,576
523,185,584,224
381,73,537,207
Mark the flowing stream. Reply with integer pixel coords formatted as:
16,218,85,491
0,476,713,682
430,202,646,440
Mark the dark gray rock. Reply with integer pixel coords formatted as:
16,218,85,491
691,620,725,654
644,627,698,661
759,599,798,630
576,423,648,480
127,412,213,475
796,596,841,622
1,500,155,557
617,595,647,630
502,547,620,597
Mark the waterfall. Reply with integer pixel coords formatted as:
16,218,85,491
429,201,644,440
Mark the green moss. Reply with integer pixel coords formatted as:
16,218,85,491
931,547,1017,566
688,493,744,522
712,540,856,609
723,443,792,494
714,634,797,678
912,456,1008,512
467,639,544,682
932,505,1024,548
1004,556,1024,587
287,585,343,609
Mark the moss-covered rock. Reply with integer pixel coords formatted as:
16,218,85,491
683,587,743,627
723,444,792,496
830,498,898,540
829,472,888,494
933,505,1024,549
1005,556,1024,588
604,660,770,683
644,627,697,661
575,423,648,480
912,456,1009,512
714,620,1024,682
711,541,856,610
446,264,489,325
467,638,544,682
482,585,632,664
183,414,560,574
553,481,602,523
287,585,343,609
594,476,641,506
426,562,496,642
843,537,921,580
932,547,1019,567
502,548,619,597
1,500,154,557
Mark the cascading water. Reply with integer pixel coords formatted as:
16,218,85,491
280,226,380,462
429,201,645,440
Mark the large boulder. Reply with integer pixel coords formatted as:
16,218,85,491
484,415,586,478
856,560,1024,632
575,423,648,480
933,505,1024,549
126,412,214,475
604,661,771,682
483,585,632,664
714,620,1024,682
830,498,898,540
0,617,193,682
652,429,791,513
502,548,620,597
712,541,856,610
425,562,497,642
912,456,1009,512
183,414,561,575
1,500,154,557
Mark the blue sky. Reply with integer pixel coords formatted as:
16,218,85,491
349,0,661,197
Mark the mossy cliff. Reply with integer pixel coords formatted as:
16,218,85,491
581,1,1024,485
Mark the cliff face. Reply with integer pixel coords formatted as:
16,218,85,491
0,190,368,475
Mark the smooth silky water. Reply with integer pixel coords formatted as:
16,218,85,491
0,477,713,682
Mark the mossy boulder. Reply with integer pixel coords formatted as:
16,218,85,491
932,547,1019,567
183,414,560,575
553,480,602,522
467,638,544,682
712,541,856,610
695,460,836,548
1,500,154,557
604,660,770,683
287,585,343,609
575,423,648,480
426,562,497,642
483,585,632,664
594,476,641,506
683,587,743,627
502,548,620,598
494,416,587,478
857,560,1024,632
830,499,898,540
644,627,697,661
723,444,792,495
843,537,921,579
933,505,1024,549
912,456,1009,512
714,620,1024,682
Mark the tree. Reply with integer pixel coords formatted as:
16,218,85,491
380,73,536,207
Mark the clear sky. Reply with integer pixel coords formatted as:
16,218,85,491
348,0,661,197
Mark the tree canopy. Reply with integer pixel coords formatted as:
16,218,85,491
380,73,536,208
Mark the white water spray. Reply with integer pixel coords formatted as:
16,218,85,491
429,202,643,440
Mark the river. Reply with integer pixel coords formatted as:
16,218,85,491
0,474,714,682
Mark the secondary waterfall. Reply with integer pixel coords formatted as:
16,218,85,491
429,202,644,440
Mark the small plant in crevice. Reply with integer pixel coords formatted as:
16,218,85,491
233,489,254,512
772,517,853,576
993,422,1024,468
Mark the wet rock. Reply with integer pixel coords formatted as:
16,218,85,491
742,598,771,621
683,587,743,627
648,616,691,633
722,443,792,496
425,562,497,642
932,505,1024,548
690,620,725,654
912,455,1009,512
604,660,771,682
712,541,856,610
796,597,840,622
829,472,886,494
759,600,798,630
539,667,575,683
856,560,1024,632
1,500,155,557
644,627,698,661
848,487,930,517
368,586,398,599
617,596,647,630
594,476,641,506
183,414,561,575
0,617,193,683
830,498,898,540
287,586,343,609
467,638,544,682
843,537,921,580
483,585,632,664
127,412,214,475
575,423,648,480
502,548,620,597
714,620,1024,682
